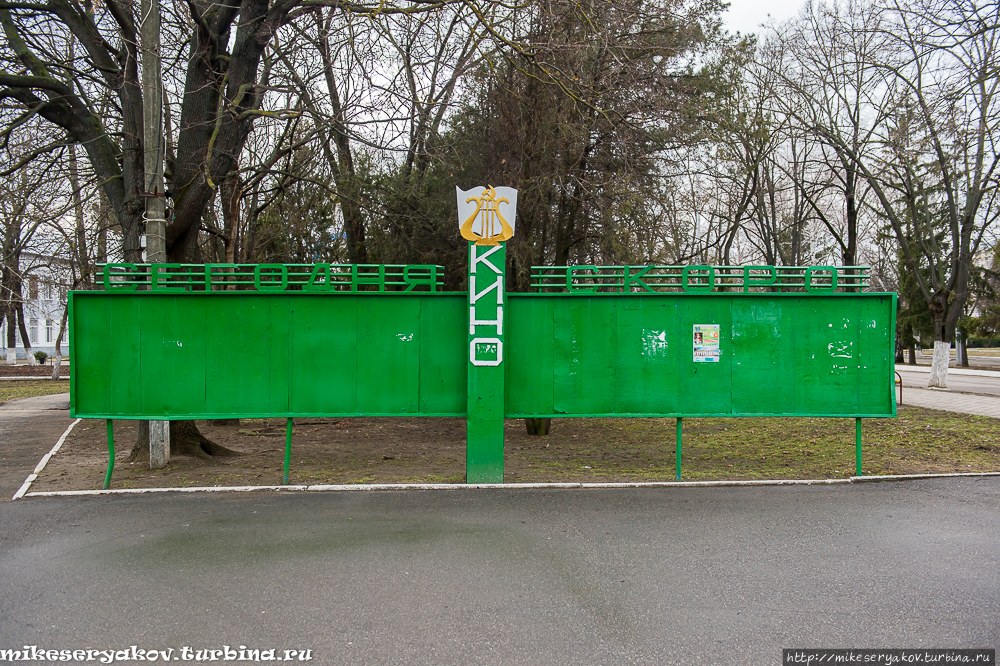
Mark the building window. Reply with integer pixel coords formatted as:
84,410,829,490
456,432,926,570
46,319,54,343
29,276,38,300
29,318,38,344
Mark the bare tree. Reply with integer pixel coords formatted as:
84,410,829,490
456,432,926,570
763,0,1000,387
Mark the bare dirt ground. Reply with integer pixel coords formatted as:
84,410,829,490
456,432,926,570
28,405,1000,492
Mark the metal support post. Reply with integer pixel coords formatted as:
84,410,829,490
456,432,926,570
104,419,115,490
676,417,683,480
284,418,293,484
855,417,862,477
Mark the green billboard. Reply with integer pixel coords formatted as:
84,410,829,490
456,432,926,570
71,260,895,486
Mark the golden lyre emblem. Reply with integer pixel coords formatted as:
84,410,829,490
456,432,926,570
457,185,518,246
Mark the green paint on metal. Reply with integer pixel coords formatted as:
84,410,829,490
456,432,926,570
504,294,896,418
285,418,293,484
71,293,467,419
104,419,114,489
682,265,715,293
100,263,445,293
676,417,682,480
72,290,895,420
466,243,505,483
73,262,897,486
103,263,140,291
743,266,777,292
255,264,289,292
532,265,871,293
856,417,863,477
805,266,838,293
567,266,599,293
152,264,186,293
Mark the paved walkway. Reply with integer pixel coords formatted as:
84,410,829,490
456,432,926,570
894,364,1000,416
898,387,1000,417
896,363,1000,378
0,393,73,501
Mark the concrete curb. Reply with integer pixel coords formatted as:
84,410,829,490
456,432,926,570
17,473,1000,499
849,471,1000,483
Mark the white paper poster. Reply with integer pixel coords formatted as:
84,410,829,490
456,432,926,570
693,324,720,362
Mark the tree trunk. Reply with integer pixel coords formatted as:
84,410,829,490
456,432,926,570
907,339,917,365
5,312,15,364
959,330,969,367
128,420,240,462
16,305,33,365
525,418,551,436
927,340,950,388
51,306,68,380
316,10,367,264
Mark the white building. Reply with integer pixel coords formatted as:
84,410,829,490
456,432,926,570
1,253,72,362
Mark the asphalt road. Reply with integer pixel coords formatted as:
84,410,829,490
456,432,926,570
896,367,1000,396
1,480,998,665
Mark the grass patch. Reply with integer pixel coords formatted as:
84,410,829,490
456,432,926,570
35,407,1000,493
0,380,69,405
505,407,1000,482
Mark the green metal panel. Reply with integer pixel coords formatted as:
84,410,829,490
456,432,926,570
138,297,207,416
672,297,733,412
466,243,506,483
70,293,468,419
505,297,554,411
418,296,467,414
204,296,282,414
107,297,142,415
356,298,421,413
289,298,358,414
730,299,798,413
71,289,894,421
552,297,618,415
505,293,895,417
78,262,895,488
267,297,292,414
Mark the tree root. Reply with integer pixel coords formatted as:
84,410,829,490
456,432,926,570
525,418,551,436
126,420,241,463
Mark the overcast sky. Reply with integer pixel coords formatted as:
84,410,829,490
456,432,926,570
723,0,808,34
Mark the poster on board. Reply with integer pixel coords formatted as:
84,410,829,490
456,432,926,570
693,324,720,362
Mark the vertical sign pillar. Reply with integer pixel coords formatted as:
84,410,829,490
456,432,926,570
467,242,506,483
458,185,517,484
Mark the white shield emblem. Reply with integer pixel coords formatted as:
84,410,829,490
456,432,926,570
457,185,518,246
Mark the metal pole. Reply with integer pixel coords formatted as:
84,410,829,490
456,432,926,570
855,417,862,477
104,419,115,489
675,417,682,480
141,0,169,469
284,418,293,484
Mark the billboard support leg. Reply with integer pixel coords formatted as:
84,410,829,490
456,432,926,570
104,419,115,490
855,417,862,477
285,418,293,485
676,417,683,480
